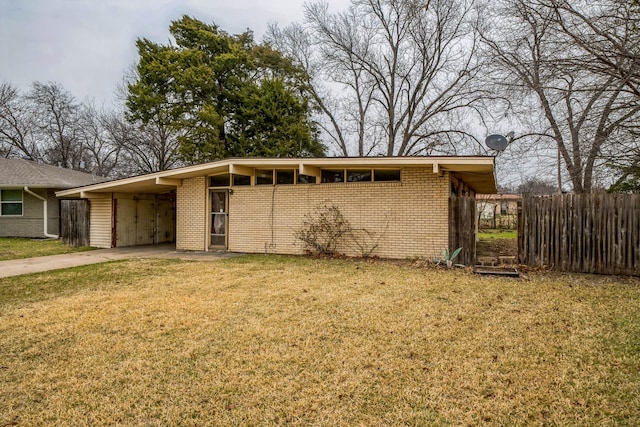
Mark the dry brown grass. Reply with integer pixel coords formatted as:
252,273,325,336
1,256,639,426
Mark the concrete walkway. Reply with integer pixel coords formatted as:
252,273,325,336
0,244,243,279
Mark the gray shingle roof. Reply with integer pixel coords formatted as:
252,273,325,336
0,158,108,189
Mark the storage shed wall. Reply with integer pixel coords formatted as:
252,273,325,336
89,198,113,248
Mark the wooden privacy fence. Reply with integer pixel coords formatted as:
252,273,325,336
519,193,640,276
449,196,476,266
60,199,90,247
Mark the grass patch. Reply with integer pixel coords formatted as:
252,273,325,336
478,229,517,240
1,255,639,425
0,237,94,261
477,230,518,257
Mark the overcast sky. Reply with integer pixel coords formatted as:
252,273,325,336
0,0,350,108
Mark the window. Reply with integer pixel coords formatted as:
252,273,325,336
210,174,230,187
347,169,372,182
500,201,508,215
276,170,295,185
374,169,401,182
1,189,23,216
297,173,315,184
256,169,274,185
321,169,344,183
232,174,251,186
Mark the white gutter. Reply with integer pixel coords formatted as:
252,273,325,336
23,186,59,239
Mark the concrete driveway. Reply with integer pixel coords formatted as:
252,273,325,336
0,244,242,279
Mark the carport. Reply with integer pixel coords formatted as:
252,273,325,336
57,174,178,248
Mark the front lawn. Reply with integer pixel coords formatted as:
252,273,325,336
0,237,94,261
1,256,639,425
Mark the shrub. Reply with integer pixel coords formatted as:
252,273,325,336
295,204,352,255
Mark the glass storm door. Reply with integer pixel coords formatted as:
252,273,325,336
210,191,227,248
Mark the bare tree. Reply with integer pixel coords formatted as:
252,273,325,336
272,16,380,157
111,68,182,175
0,80,153,178
550,0,640,97
517,177,557,196
116,117,182,175
79,102,122,177
26,81,85,169
481,0,640,193
0,82,39,159
269,0,487,156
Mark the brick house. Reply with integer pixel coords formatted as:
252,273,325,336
476,193,520,230
0,158,105,238
56,157,496,259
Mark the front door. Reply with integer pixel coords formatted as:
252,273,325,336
210,191,227,248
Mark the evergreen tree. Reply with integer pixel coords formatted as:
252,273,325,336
127,15,324,164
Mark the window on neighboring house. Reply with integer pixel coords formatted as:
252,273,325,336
500,201,508,215
1,189,23,216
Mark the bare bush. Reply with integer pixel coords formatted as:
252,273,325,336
295,204,352,255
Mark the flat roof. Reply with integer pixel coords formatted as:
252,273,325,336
56,156,497,197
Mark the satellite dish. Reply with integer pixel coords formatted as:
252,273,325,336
485,134,509,151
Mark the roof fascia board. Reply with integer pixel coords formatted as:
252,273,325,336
155,177,182,187
226,156,493,168
229,164,254,176
80,191,112,199
299,163,321,178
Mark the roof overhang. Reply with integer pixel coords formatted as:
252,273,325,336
56,156,497,198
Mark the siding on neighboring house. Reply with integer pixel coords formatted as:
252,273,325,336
477,194,520,230
0,188,60,238
46,189,60,235
1,158,108,238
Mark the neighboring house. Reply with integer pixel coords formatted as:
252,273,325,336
57,156,496,259
0,158,106,238
476,193,520,230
